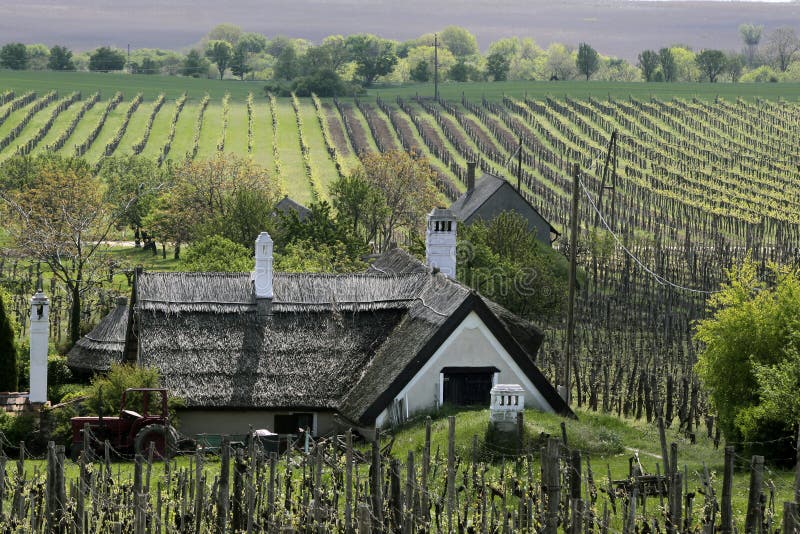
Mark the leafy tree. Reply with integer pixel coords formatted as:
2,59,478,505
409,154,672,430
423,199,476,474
545,43,576,80
576,42,599,81
659,48,677,82
485,51,511,81
273,43,298,80
726,52,745,82
181,49,209,78
0,43,28,70
320,35,351,70
457,211,568,321
0,155,129,344
439,26,479,57
97,155,165,238
0,289,18,392
410,59,430,82
448,60,470,82
204,23,242,46
637,49,659,82
25,44,50,70
144,154,280,257
48,45,75,71
695,261,800,463
205,40,233,79
181,235,252,272
695,49,727,82
345,34,398,86
739,23,763,66
330,170,388,246
266,35,294,58
358,150,437,250
767,27,800,72
88,46,125,72
231,32,267,80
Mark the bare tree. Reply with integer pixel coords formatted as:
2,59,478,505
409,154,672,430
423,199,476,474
767,27,799,72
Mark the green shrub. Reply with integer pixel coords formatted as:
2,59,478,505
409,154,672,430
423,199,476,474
47,355,73,400
0,411,36,445
85,364,162,416
181,235,252,272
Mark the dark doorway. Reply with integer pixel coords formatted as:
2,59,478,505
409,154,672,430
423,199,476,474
442,366,498,406
274,412,313,435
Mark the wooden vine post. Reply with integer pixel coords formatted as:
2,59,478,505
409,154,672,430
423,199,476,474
564,162,581,405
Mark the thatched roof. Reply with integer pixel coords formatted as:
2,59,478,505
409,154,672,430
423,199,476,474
74,247,570,421
67,297,129,373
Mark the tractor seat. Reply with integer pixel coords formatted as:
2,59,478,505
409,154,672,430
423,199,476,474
122,409,143,419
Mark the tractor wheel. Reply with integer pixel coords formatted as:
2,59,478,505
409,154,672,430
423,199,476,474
134,424,176,459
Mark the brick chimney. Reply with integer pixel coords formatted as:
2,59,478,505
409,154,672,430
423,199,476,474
466,161,476,192
426,207,457,279
29,287,49,404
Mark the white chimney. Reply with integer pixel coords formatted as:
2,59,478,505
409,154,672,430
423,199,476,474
252,231,274,299
29,288,49,403
426,207,457,279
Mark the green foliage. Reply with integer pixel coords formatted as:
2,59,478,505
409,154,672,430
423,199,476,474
457,212,569,321
638,49,659,82
438,26,479,58
181,235,252,272
330,171,388,246
276,239,366,273
485,52,511,82
182,50,210,78
0,412,36,444
277,200,367,262
0,288,18,391
695,49,727,83
0,43,29,70
48,45,75,71
659,48,677,82
576,43,600,81
84,364,162,416
273,43,298,80
98,155,166,232
88,47,126,72
410,59,430,82
345,34,398,86
695,260,800,463
205,40,233,80
47,355,73,401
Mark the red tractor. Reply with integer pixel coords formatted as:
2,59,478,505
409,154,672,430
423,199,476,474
70,388,177,460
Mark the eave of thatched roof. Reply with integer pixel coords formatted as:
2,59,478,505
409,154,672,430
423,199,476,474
67,299,129,372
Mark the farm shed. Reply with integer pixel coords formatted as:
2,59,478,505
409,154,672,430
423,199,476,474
450,162,559,246
70,210,570,438
274,195,311,222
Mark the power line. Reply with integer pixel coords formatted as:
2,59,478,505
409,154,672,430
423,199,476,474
578,177,721,296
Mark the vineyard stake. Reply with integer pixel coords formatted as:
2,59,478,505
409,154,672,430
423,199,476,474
564,162,580,405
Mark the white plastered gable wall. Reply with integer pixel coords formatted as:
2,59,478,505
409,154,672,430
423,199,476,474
375,311,554,428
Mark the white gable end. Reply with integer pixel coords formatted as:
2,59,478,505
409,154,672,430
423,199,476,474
376,311,554,427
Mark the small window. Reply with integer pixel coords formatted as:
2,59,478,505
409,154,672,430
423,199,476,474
514,396,519,406
447,221,452,231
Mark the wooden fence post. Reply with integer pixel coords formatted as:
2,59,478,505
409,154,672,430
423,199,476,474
721,446,735,534
216,438,231,534
371,437,383,531
447,415,456,533
345,430,353,534
542,437,561,534
783,501,798,534
745,455,765,534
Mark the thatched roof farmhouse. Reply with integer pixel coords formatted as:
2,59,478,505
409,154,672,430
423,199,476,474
69,209,570,437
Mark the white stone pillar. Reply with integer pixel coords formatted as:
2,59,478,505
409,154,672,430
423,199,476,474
252,231,274,299
29,289,49,403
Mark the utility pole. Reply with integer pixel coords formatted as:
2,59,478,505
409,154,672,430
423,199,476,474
564,163,580,405
434,34,439,101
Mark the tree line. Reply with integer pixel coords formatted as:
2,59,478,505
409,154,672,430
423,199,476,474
3,23,800,87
